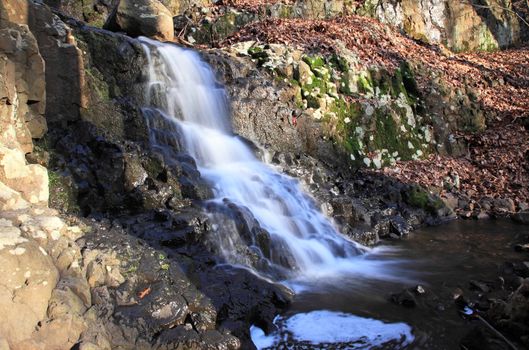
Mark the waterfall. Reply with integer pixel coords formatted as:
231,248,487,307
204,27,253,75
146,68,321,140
139,38,377,280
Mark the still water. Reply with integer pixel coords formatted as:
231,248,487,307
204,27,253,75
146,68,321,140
252,220,527,349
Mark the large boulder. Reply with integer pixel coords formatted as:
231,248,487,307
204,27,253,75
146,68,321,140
0,223,59,349
0,146,48,206
372,0,523,52
104,0,175,41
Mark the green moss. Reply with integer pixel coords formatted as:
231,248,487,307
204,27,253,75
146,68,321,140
400,62,419,100
330,54,349,73
371,111,400,151
83,8,105,28
48,170,80,214
302,55,326,70
404,186,444,214
142,157,164,179
126,264,138,274
85,66,111,101
302,75,327,97
276,4,293,18
249,46,269,67
330,99,364,162
357,72,374,94
356,0,378,17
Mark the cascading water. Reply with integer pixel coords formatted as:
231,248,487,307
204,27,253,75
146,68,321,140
139,38,402,282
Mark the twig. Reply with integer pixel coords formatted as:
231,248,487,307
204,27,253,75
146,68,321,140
177,22,189,39
462,0,529,29
475,314,518,350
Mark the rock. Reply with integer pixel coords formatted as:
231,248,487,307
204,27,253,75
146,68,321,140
469,280,490,293
0,146,49,207
493,198,516,213
42,0,112,27
514,244,529,252
507,278,529,323
0,233,59,347
124,154,148,191
460,325,506,350
390,289,417,308
0,22,46,148
373,0,522,52
105,0,175,42
0,181,30,211
512,210,529,225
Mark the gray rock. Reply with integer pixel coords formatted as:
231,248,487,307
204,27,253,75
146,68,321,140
104,0,175,41
512,211,529,225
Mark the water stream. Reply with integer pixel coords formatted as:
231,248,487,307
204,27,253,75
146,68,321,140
252,220,526,349
138,37,399,281
137,39,525,349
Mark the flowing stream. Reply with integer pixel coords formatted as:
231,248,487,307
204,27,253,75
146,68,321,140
137,39,525,350
138,37,404,282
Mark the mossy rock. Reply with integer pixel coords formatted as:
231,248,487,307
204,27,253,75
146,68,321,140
403,185,444,214
302,55,326,70
48,170,80,214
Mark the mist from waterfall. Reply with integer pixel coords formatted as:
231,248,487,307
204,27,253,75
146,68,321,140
139,38,407,283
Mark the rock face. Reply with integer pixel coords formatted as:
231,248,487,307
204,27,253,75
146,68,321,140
0,6,91,350
105,0,175,41
370,0,523,52
176,0,526,52
0,11,48,209
42,0,114,27
203,41,483,172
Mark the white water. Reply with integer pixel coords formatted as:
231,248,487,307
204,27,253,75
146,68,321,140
138,38,408,283
251,311,414,349
138,38,418,349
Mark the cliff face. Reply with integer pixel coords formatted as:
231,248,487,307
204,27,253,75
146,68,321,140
372,0,527,52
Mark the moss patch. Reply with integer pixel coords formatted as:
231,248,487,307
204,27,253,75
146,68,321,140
48,170,80,214
403,185,444,214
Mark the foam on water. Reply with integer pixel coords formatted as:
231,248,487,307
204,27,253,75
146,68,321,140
251,310,415,349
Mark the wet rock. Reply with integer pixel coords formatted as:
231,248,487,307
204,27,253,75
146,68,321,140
104,0,175,41
514,243,529,252
507,278,529,324
389,214,412,237
469,280,491,293
512,210,529,225
123,153,148,191
390,289,417,308
493,198,516,213
460,326,511,350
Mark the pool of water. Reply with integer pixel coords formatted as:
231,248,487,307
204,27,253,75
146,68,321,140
252,219,528,349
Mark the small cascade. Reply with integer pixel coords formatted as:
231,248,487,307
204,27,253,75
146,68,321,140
139,37,369,280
